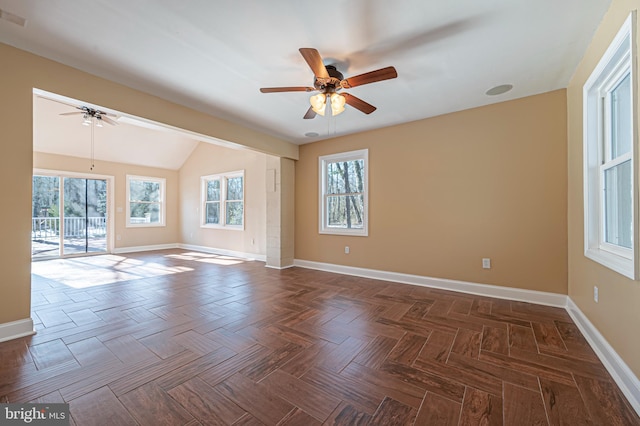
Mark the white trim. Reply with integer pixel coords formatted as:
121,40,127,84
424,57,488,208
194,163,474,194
583,12,638,280
126,175,167,228
110,243,265,263
200,170,245,230
0,318,36,343
293,259,566,307
33,169,115,256
566,298,640,415
265,264,296,270
178,244,265,262
318,149,369,237
112,243,179,254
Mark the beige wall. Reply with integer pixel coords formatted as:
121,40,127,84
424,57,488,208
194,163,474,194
33,152,180,249
0,42,294,325
179,142,267,256
567,0,640,377
296,90,568,294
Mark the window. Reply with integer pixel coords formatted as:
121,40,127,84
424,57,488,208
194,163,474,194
584,12,637,279
201,171,244,229
319,149,368,236
126,175,165,227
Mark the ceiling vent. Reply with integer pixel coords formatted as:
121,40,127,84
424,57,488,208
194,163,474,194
0,9,27,27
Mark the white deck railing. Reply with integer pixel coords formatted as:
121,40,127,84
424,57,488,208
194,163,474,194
31,217,107,240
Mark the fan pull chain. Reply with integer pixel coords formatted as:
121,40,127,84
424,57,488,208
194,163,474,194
90,118,95,171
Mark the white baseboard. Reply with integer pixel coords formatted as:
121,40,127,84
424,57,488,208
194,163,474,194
566,298,640,415
111,243,266,262
265,264,296,270
112,243,179,254
293,258,640,416
293,259,567,307
0,318,35,343
178,244,266,262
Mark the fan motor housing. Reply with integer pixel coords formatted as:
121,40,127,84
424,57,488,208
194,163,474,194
314,65,344,92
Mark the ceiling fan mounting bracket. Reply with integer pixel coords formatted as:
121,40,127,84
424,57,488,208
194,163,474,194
313,65,344,92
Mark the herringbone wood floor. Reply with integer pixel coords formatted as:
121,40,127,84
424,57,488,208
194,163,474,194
0,249,637,425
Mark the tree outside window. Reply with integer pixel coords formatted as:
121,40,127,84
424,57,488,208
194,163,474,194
201,171,244,229
319,150,368,236
126,176,166,227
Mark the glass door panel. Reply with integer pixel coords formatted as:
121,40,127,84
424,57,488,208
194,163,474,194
62,177,108,255
63,178,88,255
86,179,107,253
31,176,61,258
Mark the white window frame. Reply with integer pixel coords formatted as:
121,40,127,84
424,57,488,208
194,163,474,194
200,170,244,230
319,149,368,236
584,12,638,280
126,175,166,228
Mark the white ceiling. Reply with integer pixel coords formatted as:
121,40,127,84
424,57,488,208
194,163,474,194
33,95,200,170
1,0,610,145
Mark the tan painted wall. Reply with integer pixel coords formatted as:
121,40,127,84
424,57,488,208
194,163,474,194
296,90,568,294
567,0,640,377
33,152,180,249
0,42,294,325
179,142,267,256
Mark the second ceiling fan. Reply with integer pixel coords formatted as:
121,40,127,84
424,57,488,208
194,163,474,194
260,48,397,119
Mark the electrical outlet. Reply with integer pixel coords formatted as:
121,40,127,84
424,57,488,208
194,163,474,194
594,286,599,303
345,246,350,254
116,234,121,241
482,258,491,269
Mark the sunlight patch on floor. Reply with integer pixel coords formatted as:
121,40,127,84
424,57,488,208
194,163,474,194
32,254,194,289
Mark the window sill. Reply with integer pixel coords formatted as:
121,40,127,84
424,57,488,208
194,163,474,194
585,247,636,280
126,223,166,228
319,228,368,237
201,224,244,231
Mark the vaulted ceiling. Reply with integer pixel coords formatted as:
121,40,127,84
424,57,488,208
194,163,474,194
33,95,201,170
2,0,610,147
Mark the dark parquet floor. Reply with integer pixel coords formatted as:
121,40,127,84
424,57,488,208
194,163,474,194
0,249,637,425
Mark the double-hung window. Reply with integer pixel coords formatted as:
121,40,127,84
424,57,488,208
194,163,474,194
584,12,638,279
126,175,166,227
201,171,244,229
319,149,368,236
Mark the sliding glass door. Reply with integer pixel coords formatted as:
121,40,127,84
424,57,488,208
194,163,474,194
32,174,108,259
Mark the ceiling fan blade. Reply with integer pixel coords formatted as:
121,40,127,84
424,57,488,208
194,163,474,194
260,86,315,93
99,116,118,126
59,111,84,116
299,48,329,79
303,106,317,119
341,66,398,88
342,93,377,114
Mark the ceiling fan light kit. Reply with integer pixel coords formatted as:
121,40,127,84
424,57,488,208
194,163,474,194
310,93,327,116
261,48,397,119
330,93,346,115
59,105,118,171
60,105,118,127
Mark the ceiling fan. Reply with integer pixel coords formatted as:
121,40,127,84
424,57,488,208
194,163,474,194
60,106,118,126
260,48,397,119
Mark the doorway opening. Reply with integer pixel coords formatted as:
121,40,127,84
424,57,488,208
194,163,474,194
31,173,111,259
